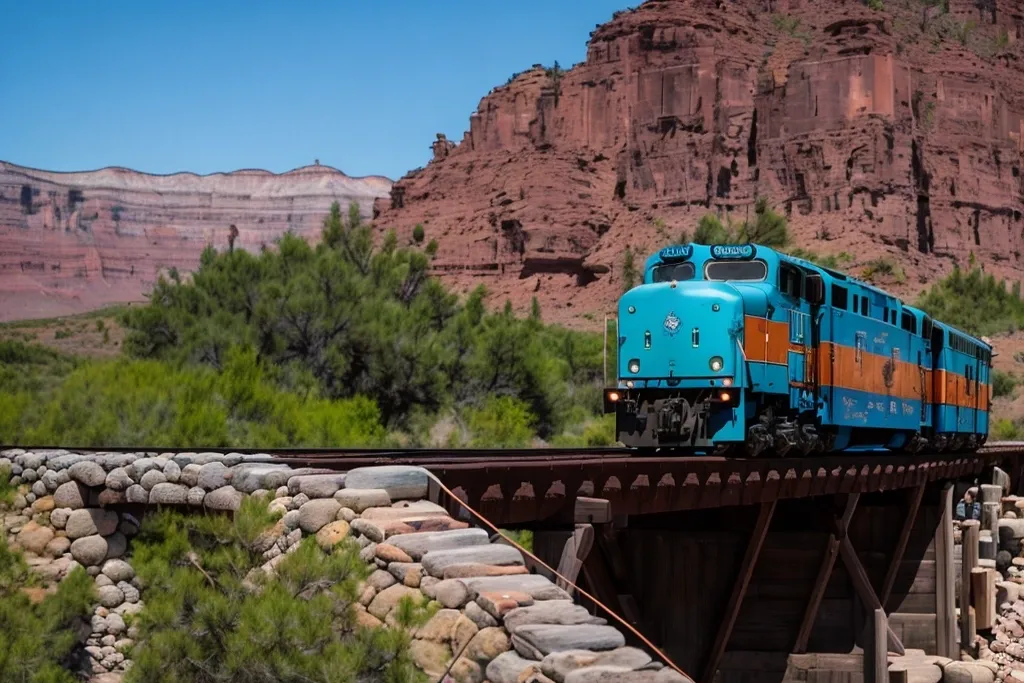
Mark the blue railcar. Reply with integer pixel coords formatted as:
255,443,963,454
604,243,993,455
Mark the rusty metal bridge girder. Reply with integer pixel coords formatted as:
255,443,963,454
428,451,1017,526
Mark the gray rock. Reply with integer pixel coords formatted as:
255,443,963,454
423,578,471,608
298,499,342,533
334,487,391,512
337,507,356,522
179,464,202,487
97,585,125,608
486,651,543,683
66,508,119,539
71,535,109,566
291,492,310,508
466,600,499,628
163,460,182,483
231,464,292,493
205,486,243,511
504,601,608,633
422,544,524,577
282,509,300,531
126,457,159,481
343,465,429,500
118,581,140,603
198,462,231,491
50,507,71,529
512,625,625,660
94,453,137,470
68,461,107,487
542,647,653,682
53,481,89,509
125,485,149,504
90,615,109,634
105,613,126,635
40,469,61,492
262,467,334,490
105,532,127,560
187,487,206,506
291,473,347,499
139,469,167,491
385,528,490,561
275,486,289,498
19,452,46,469
101,559,135,582
942,661,995,683
105,468,133,491
31,480,47,497
21,468,37,483
351,518,385,543
359,543,378,563
461,575,571,602
150,483,189,505
368,569,398,591
170,452,198,468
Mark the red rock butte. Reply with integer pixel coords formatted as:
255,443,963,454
0,161,392,322
373,0,1024,329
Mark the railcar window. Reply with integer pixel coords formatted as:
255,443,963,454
705,260,768,282
900,311,916,334
832,285,848,309
651,262,696,283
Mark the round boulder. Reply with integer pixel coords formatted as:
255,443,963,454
298,499,342,534
70,535,109,566
66,508,119,539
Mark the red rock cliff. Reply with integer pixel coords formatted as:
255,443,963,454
0,162,392,322
373,0,1024,328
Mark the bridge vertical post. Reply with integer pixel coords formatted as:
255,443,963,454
868,608,889,683
935,483,956,659
880,484,926,608
959,520,980,654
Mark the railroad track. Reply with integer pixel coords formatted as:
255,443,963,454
4,442,1024,470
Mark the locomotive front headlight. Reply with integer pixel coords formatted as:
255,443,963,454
628,359,640,374
709,356,724,372
625,380,634,388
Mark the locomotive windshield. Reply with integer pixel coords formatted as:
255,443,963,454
651,262,696,283
704,260,767,281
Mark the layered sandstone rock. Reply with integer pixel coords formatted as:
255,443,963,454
0,162,391,322
373,0,1024,328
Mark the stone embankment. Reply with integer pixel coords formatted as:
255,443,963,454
0,449,688,683
887,473,1024,683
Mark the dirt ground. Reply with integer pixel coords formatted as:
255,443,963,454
0,305,131,359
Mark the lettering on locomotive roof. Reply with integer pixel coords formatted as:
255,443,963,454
710,244,756,260
659,245,692,261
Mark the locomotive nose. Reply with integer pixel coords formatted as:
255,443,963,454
618,281,743,386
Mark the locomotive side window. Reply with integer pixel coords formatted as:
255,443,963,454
704,260,768,282
651,262,696,283
832,285,848,309
777,263,801,297
900,310,916,334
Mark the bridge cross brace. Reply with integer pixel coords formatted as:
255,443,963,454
793,488,925,658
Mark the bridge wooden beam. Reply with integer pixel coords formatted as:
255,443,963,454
838,534,906,655
701,500,776,683
793,494,860,653
555,524,595,598
880,483,927,608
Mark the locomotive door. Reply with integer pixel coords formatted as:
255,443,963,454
973,354,982,433
788,308,811,387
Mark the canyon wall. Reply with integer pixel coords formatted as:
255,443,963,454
0,162,391,322
373,0,1024,328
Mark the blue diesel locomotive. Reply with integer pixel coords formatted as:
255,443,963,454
604,243,993,456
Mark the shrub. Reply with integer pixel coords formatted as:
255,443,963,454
412,224,425,244
0,526,95,683
993,370,1018,398
465,395,535,448
125,496,429,683
917,264,1024,336
861,257,906,284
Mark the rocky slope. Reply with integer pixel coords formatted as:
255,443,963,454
0,162,392,322
373,0,1024,328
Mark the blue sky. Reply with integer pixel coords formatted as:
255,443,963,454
0,0,627,181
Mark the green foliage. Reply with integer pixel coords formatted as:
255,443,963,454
993,370,1018,399
916,264,1024,336
550,414,618,447
992,418,1021,441
500,529,534,553
1,349,387,447
465,395,535,448
622,248,637,293
861,257,906,284
126,497,428,683
0,465,13,507
692,198,790,248
868,0,884,10
0,534,95,683
412,224,425,244
115,202,604,439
